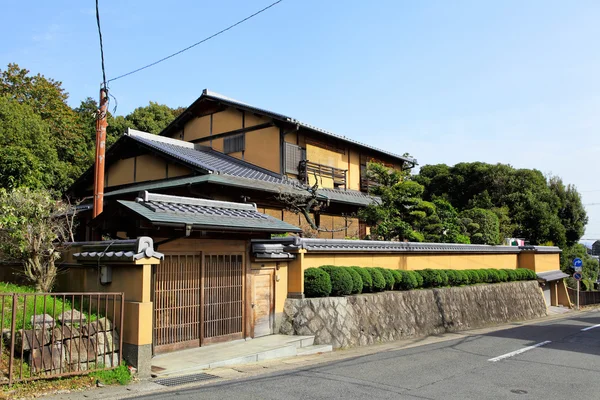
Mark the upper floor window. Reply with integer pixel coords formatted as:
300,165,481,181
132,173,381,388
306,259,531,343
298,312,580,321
285,142,305,174
224,133,245,154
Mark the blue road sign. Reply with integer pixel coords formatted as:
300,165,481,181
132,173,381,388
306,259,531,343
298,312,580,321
573,258,583,268
574,272,582,281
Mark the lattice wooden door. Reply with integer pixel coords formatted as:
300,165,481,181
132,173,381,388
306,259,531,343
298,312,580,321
203,254,244,344
153,253,202,354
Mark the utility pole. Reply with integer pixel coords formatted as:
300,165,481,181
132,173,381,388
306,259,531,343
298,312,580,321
93,87,108,218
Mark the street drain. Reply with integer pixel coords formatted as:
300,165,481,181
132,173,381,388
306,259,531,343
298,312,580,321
154,373,219,387
511,389,528,395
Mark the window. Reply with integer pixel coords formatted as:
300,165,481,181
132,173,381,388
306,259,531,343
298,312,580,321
285,142,305,174
224,133,245,154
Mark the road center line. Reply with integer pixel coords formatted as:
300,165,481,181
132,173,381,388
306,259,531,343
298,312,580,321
581,324,600,331
488,341,552,362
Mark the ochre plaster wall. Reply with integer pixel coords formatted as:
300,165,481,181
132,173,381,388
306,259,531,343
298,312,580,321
533,253,560,273
106,157,135,187
135,154,166,183
105,154,192,188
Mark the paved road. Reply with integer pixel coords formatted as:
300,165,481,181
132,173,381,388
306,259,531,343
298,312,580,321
134,311,600,400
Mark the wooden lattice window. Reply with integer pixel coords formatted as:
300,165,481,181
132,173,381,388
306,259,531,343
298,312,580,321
224,133,245,154
285,142,305,174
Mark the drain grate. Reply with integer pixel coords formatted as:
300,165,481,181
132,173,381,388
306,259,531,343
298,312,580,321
154,373,219,387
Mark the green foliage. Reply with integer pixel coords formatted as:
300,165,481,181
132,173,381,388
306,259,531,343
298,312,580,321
486,269,500,283
124,101,180,134
416,269,444,288
496,269,509,282
478,269,490,283
376,267,395,290
366,268,386,292
319,266,353,296
459,208,500,245
304,268,332,297
345,267,363,294
455,270,468,285
416,162,587,248
463,270,479,284
580,279,594,292
503,269,517,282
444,270,459,286
90,363,132,385
560,244,599,282
438,270,449,286
0,188,75,291
351,267,373,293
514,268,537,280
399,270,419,290
390,269,403,290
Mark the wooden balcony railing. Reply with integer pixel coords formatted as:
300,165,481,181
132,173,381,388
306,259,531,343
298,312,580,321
299,160,347,190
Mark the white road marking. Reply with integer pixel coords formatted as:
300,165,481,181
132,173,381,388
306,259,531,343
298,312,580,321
581,324,600,332
488,341,552,362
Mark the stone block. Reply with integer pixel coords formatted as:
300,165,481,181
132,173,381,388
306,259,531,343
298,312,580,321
96,330,119,354
31,314,54,329
29,343,65,373
63,337,97,364
81,318,113,337
57,309,86,324
14,328,52,352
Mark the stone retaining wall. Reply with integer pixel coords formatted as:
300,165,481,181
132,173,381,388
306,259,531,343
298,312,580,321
280,281,547,348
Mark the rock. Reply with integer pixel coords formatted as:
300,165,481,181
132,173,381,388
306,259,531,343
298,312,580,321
63,337,97,364
29,343,65,373
30,314,54,329
81,318,113,337
57,309,86,324
14,328,53,352
95,330,119,354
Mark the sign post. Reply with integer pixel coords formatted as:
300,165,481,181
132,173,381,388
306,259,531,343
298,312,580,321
573,270,583,310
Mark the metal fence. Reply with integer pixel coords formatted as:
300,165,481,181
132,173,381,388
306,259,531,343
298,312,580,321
0,292,124,385
567,288,600,306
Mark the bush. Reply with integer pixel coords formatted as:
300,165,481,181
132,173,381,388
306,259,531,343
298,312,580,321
412,270,424,288
503,269,517,282
438,270,449,286
367,268,386,292
444,270,459,286
399,270,419,290
455,270,469,285
376,268,395,290
304,268,332,297
319,266,353,296
417,269,444,288
478,269,490,283
581,279,594,291
487,269,500,283
345,267,363,294
496,269,509,282
390,270,403,290
515,268,536,281
351,266,373,293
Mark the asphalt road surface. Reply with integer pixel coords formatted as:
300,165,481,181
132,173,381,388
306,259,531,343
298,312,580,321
134,311,600,400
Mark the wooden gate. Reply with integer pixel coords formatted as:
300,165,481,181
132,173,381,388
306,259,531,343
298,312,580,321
203,254,245,344
153,253,202,354
252,268,274,337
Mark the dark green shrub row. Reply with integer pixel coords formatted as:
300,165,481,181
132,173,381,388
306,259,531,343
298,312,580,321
304,266,537,297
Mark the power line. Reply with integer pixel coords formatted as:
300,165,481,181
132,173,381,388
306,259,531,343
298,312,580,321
95,0,107,89
107,0,284,83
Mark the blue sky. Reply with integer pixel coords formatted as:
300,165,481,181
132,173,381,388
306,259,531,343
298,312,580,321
2,0,599,238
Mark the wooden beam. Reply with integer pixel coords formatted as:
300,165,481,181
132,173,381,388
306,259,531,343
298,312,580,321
190,122,275,143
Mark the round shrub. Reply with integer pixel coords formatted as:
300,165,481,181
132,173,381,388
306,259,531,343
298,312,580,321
455,270,468,285
487,269,500,283
345,267,363,294
399,270,419,290
478,269,490,283
376,268,395,290
527,269,538,280
412,270,424,288
496,269,509,282
438,270,449,286
304,268,332,298
444,270,459,286
390,270,403,290
367,268,386,292
468,269,482,284
319,266,353,296
503,269,517,282
417,269,444,288
351,266,373,293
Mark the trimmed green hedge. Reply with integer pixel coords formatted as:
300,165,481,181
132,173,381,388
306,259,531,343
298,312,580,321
351,266,373,293
345,267,363,294
304,268,332,297
306,266,538,297
320,266,353,296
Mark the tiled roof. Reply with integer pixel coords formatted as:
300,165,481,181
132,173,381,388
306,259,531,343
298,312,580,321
253,237,561,254
118,191,301,233
126,129,285,183
536,270,569,282
200,90,417,165
318,188,378,206
73,237,164,262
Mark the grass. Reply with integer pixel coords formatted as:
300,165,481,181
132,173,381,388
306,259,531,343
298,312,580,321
0,282,99,330
90,363,132,386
